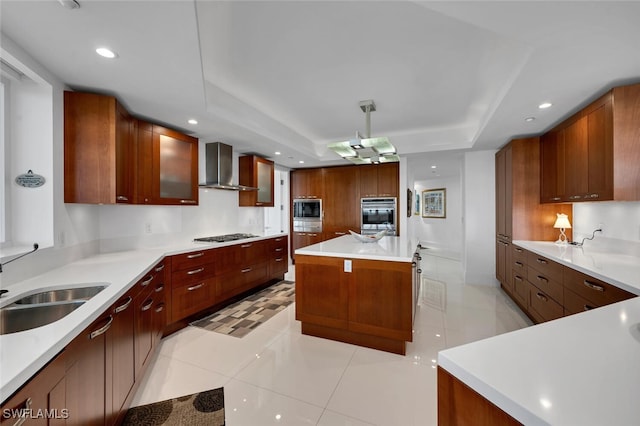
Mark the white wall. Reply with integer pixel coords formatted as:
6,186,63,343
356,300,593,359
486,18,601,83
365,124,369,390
462,150,496,286
414,176,462,258
572,201,640,256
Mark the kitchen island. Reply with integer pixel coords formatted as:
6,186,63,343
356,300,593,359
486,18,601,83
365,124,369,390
438,241,640,425
295,234,418,355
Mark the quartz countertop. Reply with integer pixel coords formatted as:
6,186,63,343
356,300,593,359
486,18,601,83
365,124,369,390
438,241,640,425
294,234,418,262
0,233,287,403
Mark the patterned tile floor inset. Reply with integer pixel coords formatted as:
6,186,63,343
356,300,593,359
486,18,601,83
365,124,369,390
191,280,295,338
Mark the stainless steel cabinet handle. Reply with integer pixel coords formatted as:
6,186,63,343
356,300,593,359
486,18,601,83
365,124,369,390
584,280,604,292
155,304,165,313
187,267,205,275
141,299,154,311
514,248,523,253
568,195,582,200
187,283,205,291
536,258,547,265
514,275,523,282
583,304,595,311
241,244,252,248
551,197,562,201
335,232,346,235
155,264,165,272
241,268,252,273
187,252,204,259
155,284,164,293
275,258,284,262
141,275,154,287
12,397,32,426
90,315,114,339
417,269,422,274
116,195,129,201
536,275,549,283
275,238,283,242
536,292,548,302
515,261,523,268
587,193,599,199
180,199,197,204
275,248,284,252
114,296,133,313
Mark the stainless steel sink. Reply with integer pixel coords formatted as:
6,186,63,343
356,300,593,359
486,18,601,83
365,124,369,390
0,302,86,335
13,285,107,305
0,284,108,335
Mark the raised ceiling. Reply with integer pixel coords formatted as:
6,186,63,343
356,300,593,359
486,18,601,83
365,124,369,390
2,1,639,177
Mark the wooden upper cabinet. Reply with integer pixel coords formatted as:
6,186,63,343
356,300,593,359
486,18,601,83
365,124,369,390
135,122,199,205
64,91,134,204
359,163,399,198
239,155,275,207
541,83,640,203
291,168,323,199
539,129,565,203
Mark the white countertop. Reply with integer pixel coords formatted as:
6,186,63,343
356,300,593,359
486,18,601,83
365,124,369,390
0,233,287,403
513,240,640,295
294,234,418,262
438,241,640,425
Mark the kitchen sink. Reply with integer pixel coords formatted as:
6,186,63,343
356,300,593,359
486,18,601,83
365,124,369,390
0,302,86,335
0,283,109,335
12,284,107,305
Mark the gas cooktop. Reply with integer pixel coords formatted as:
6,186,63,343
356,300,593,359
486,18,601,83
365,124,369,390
193,233,259,243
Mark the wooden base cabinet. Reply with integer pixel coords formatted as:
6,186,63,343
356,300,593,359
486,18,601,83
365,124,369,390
295,254,412,355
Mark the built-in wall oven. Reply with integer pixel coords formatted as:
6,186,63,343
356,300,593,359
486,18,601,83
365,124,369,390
293,199,322,232
361,197,397,235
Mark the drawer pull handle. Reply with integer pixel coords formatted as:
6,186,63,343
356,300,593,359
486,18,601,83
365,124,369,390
275,257,284,262
114,296,133,313
275,248,284,252
187,252,204,259
515,261,523,267
514,275,523,282
187,267,205,275
275,238,283,242
584,280,604,292
241,268,252,273
180,199,197,204
155,304,165,313
90,315,114,339
514,248,523,253
155,284,164,293
155,264,165,272
584,304,596,311
12,397,32,426
141,275,154,287
536,275,549,283
141,299,154,311
536,258,547,265
187,283,205,291
241,244,253,248
116,195,129,202
536,292,548,302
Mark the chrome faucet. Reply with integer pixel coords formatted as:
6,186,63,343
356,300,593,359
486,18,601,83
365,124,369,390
570,229,602,247
0,243,39,274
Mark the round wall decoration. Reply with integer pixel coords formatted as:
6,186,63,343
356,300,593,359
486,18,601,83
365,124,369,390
15,170,46,188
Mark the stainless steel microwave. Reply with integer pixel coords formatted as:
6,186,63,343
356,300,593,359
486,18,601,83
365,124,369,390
293,199,322,232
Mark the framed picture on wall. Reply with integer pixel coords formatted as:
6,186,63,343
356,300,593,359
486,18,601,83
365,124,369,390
407,188,413,217
422,188,446,218
414,189,420,215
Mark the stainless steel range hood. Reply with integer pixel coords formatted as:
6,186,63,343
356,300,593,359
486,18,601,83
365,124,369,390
199,142,257,191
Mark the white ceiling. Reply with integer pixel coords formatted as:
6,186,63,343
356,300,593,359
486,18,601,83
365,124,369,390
2,1,639,180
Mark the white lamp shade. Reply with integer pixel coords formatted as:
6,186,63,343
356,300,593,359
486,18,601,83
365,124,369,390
553,213,571,229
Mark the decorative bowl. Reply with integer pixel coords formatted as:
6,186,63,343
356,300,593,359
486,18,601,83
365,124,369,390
349,229,386,243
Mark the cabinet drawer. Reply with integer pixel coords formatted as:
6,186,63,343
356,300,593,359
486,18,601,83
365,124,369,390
563,268,635,307
172,263,216,288
512,257,527,274
511,272,529,307
527,266,563,304
512,245,528,263
171,249,216,272
527,252,563,282
171,278,216,321
217,262,269,300
564,288,599,316
528,283,563,323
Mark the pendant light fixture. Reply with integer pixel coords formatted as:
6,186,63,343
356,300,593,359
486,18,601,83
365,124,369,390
328,100,399,164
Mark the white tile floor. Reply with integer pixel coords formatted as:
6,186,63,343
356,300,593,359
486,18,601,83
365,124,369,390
130,254,532,425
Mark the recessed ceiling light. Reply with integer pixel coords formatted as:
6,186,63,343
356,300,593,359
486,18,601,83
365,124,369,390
298,160,305,164
525,117,536,122
538,102,552,109
274,151,281,155
431,165,437,169
187,119,198,125
96,47,118,59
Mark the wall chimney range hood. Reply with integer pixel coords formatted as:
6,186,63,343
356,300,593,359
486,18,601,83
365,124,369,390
199,142,257,191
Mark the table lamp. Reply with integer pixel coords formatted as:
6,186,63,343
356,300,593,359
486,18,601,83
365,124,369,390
553,213,571,244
